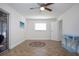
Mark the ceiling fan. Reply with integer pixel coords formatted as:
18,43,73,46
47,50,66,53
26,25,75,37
30,3,54,12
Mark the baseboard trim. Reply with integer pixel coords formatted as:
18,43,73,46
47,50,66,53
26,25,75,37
9,39,26,49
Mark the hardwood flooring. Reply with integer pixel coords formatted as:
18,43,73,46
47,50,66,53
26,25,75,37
0,40,73,56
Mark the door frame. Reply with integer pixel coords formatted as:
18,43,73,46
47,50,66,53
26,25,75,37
0,8,9,50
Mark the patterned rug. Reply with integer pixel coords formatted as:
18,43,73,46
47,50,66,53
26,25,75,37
29,41,46,47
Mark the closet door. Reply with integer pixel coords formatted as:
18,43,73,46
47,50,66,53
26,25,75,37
0,10,9,53
0,20,8,52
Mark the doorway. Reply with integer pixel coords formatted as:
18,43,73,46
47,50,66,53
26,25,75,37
0,9,9,53
50,20,63,41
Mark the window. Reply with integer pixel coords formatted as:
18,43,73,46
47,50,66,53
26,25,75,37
35,23,47,31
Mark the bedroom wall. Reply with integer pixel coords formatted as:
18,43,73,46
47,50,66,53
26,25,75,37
26,19,51,40
0,3,27,49
58,4,79,35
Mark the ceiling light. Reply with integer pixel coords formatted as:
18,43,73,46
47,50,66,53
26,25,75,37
40,7,45,11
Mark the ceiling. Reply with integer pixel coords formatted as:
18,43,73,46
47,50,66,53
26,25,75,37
8,3,75,19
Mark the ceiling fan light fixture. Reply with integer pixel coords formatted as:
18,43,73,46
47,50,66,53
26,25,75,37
40,7,45,11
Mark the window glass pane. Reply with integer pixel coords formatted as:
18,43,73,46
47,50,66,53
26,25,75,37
35,23,46,30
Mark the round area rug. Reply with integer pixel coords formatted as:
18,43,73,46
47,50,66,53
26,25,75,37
29,41,46,47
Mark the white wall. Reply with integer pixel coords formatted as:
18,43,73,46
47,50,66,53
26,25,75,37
0,4,27,49
58,4,79,53
59,4,79,35
26,19,51,40
26,18,60,41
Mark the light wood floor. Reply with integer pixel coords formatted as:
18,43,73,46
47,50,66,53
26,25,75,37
0,40,73,56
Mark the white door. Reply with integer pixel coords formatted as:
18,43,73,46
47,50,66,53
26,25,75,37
58,20,63,41
50,20,63,41
50,21,59,41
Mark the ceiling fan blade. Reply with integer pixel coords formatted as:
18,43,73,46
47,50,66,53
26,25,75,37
30,8,35,9
38,3,53,6
44,3,54,6
45,7,52,12
37,3,45,7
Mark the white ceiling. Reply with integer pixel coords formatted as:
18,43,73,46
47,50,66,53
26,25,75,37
8,3,75,19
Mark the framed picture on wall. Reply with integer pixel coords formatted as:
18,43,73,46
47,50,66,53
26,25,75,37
19,21,24,29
